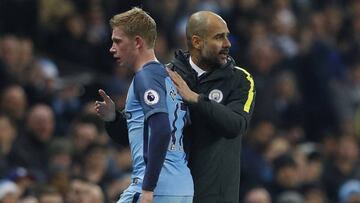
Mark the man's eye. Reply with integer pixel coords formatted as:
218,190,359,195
215,35,225,40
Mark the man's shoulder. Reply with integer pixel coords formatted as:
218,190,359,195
137,62,166,78
231,65,253,79
142,61,165,72
229,66,255,92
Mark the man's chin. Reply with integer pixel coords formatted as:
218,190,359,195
219,55,228,63
219,58,228,65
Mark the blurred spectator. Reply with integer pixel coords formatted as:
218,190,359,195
267,153,302,201
249,38,282,124
8,104,55,181
85,5,108,46
264,136,291,164
55,13,97,70
51,77,84,135
70,113,104,155
46,166,70,199
338,179,360,203
18,196,39,203
6,167,36,198
276,191,305,203
114,146,132,174
322,135,360,202
69,113,105,176
244,187,272,203
79,143,125,202
271,71,304,130
297,143,324,185
270,0,298,59
331,62,360,136
17,38,35,83
38,0,75,32
81,144,112,186
240,120,276,198
302,183,328,203
23,57,60,106
0,35,20,79
36,185,63,203
48,138,73,170
0,114,17,176
66,178,104,203
0,84,28,125
0,179,20,203
86,183,104,203
296,11,344,141
46,138,73,197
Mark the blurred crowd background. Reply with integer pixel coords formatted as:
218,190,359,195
0,0,360,203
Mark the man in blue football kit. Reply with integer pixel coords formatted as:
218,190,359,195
95,8,193,203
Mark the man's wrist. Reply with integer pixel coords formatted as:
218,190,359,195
189,93,200,103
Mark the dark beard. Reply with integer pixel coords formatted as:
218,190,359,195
198,55,223,70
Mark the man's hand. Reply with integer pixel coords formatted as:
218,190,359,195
95,89,116,121
140,190,153,203
167,68,199,103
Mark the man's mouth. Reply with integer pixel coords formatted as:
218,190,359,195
114,56,121,63
219,50,229,56
219,52,228,58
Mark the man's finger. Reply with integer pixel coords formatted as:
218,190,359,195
167,68,179,78
171,70,182,80
98,89,111,102
167,70,179,84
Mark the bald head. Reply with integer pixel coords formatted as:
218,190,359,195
244,188,272,203
186,11,227,48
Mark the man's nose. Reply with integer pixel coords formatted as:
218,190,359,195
109,46,115,53
224,37,231,48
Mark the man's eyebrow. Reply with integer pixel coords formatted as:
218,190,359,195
112,37,121,41
213,32,229,37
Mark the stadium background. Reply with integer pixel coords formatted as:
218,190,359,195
0,0,360,202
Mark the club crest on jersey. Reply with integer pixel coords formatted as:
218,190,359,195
169,87,177,101
208,89,223,103
144,89,159,105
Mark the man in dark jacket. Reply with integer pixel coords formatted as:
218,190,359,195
166,11,255,203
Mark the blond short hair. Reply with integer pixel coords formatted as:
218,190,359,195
110,7,157,48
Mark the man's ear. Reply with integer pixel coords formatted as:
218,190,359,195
134,36,143,49
192,35,203,50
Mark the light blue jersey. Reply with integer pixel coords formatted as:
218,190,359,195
124,61,193,196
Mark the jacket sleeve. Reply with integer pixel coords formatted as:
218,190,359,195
189,69,256,138
104,110,129,146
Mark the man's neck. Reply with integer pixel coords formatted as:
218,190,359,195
134,49,158,72
189,56,207,77
189,51,212,72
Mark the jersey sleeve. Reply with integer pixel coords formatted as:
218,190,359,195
133,65,168,120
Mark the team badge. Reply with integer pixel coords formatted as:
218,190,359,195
144,89,159,105
208,89,223,103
